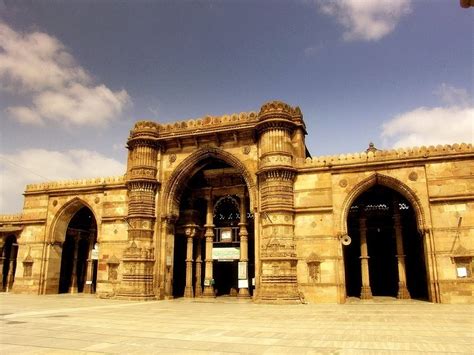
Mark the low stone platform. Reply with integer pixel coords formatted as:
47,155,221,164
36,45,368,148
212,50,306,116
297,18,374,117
0,294,472,354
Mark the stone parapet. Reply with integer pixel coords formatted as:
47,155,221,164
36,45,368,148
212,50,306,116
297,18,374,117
25,176,126,193
0,214,23,223
157,111,259,137
297,143,473,170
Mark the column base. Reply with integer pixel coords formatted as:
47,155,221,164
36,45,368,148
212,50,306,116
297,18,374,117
202,285,215,297
238,288,250,298
195,287,202,297
184,286,194,298
397,283,411,299
83,284,94,294
360,285,373,299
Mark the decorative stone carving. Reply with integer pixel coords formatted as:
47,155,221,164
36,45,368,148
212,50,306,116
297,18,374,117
107,255,120,281
256,101,300,303
409,171,418,181
306,253,322,283
118,120,161,300
22,254,34,278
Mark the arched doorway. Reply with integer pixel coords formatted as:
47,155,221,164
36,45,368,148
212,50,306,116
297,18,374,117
58,206,98,294
343,185,428,300
1,235,18,292
171,158,255,298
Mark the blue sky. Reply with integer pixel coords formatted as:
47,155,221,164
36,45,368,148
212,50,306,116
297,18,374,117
0,0,473,213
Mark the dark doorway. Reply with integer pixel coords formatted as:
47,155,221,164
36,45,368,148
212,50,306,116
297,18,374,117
2,235,18,292
172,158,255,298
58,206,97,294
344,185,428,300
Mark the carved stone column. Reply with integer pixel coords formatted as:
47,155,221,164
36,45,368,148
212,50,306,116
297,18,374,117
84,232,96,294
238,195,250,297
393,202,411,299
5,242,17,292
118,121,160,300
184,224,198,298
195,235,203,297
203,195,215,297
359,216,373,299
68,234,80,294
0,238,5,291
164,217,176,298
256,101,305,303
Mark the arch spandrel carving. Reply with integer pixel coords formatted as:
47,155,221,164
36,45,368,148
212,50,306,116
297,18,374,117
161,148,257,218
338,173,428,236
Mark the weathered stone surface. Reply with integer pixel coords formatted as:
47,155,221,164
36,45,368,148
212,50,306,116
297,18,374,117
0,102,473,304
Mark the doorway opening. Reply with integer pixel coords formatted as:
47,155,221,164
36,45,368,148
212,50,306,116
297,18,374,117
344,185,428,300
172,158,255,298
58,206,98,294
1,235,18,292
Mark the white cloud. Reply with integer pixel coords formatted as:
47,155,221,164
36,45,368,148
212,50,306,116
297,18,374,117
6,106,44,125
0,149,125,214
434,83,472,107
381,106,474,148
316,0,412,41
0,21,130,127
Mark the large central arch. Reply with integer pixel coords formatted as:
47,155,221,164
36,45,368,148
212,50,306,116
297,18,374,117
162,148,257,218
161,148,258,299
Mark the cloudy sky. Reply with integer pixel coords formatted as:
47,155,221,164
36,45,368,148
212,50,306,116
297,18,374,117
0,0,473,214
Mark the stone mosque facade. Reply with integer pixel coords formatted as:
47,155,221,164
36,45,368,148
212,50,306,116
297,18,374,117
1,101,473,304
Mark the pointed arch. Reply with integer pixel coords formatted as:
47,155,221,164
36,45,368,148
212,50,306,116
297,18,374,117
339,173,426,236
50,197,98,244
161,148,257,218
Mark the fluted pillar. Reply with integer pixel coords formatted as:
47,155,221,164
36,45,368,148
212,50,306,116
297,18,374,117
84,233,96,294
394,203,411,299
238,195,250,297
0,238,5,291
184,233,194,298
195,237,203,297
68,234,80,294
203,195,215,297
359,216,372,299
5,242,17,292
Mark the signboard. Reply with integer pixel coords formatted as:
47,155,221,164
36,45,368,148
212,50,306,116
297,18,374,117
91,249,99,260
457,267,467,278
91,243,99,260
212,247,240,260
238,261,248,279
221,228,232,241
238,279,248,289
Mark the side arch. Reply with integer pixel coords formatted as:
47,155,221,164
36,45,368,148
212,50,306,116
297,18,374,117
49,197,98,244
339,173,426,236
161,148,257,218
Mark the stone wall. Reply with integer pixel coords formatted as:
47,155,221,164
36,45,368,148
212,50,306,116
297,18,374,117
0,102,472,304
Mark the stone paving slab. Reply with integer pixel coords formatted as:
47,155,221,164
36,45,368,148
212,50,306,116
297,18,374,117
0,294,473,354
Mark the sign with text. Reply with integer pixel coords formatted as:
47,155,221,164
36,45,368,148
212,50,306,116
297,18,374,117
238,261,248,279
212,247,240,260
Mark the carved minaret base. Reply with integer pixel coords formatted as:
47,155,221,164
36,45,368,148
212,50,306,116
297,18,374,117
117,241,156,300
117,121,160,300
255,101,305,304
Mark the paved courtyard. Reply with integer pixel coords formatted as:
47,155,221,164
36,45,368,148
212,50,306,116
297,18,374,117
0,294,473,354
